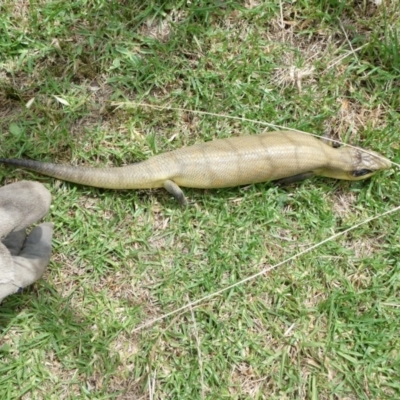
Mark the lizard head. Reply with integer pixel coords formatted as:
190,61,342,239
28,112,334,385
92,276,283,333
317,146,392,181
346,147,392,181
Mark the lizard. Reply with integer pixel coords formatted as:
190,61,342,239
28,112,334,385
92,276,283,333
0,130,391,205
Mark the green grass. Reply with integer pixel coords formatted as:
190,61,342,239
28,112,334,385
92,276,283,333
1,0,400,398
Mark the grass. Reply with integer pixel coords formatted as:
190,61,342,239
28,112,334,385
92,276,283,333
1,0,400,398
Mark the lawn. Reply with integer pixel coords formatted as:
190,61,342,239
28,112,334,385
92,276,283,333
0,1,399,399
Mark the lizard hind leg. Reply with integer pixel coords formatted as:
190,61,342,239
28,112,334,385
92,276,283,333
163,180,187,206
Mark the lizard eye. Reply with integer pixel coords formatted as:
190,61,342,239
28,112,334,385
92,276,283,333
352,169,373,177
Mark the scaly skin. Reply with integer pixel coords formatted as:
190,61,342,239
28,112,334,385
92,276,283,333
0,131,391,205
